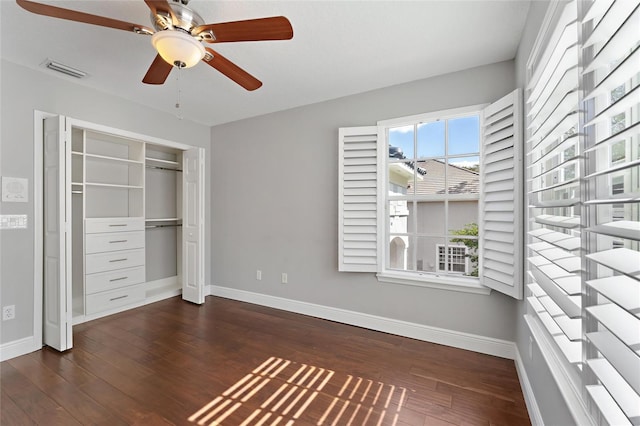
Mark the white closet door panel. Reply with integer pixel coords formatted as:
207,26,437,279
182,147,205,304
43,115,72,352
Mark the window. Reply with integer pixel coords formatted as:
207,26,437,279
525,0,639,424
384,112,480,280
339,92,523,298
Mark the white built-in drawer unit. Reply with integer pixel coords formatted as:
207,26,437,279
85,283,145,314
85,217,145,234
84,217,145,315
85,266,145,294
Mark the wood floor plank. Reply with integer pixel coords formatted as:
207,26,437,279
0,363,82,425
8,354,127,425
1,388,36,425
1,296,530,425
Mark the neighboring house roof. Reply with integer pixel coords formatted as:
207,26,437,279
409,159,479,195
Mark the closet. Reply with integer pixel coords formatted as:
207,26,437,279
43,115,205,352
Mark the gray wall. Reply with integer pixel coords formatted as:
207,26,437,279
0,59,212,345
514,1,575,425
211,60,517,341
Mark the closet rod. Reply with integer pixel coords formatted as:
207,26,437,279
145,224,183,229
145,165,183,172
72,190,83,194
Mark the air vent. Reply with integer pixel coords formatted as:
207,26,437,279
42,59,87,79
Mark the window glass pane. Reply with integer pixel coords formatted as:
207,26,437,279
388,235,410,271
448,116,479,155
388,161,417,196
448,204,478,235
447,156,480,195
413,159,446,195
611,141,625,163
416,201,445,234
448,238,477,276
417,121,445,158
388,200,414,235
389,125,414,160
413,236,444,273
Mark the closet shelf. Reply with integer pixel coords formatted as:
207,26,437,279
146,218,181,222
146,157,180,166
85,182,143,189
85,153,144,165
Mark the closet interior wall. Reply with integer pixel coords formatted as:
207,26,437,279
145,144,183,291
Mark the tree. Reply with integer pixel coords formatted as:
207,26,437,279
450,223,478,277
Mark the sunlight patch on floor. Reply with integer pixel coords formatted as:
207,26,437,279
188,356,407,425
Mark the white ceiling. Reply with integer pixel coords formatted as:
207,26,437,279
1,0,531,127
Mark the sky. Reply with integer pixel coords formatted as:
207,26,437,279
389,115,480,168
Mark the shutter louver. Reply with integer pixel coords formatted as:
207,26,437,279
338,126,381,272
525,0,583,370
480,89,524,299
580,0,640,424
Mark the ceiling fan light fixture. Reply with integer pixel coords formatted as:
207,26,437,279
151,30,204,69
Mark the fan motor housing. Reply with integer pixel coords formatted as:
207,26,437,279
151,1,205,34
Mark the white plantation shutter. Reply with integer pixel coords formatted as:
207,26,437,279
526,0,583,370
338,126,382,272
480,89,524,299
580,1,640,424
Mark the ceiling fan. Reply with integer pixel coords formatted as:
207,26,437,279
16,0,294,90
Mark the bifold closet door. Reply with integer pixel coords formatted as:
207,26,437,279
43,116,73,351
182,147,205,304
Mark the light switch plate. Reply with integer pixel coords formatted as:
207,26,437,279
0,214,28,229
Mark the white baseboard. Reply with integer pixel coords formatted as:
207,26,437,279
514,347,544,426
209,285,516,359
0,336,39,362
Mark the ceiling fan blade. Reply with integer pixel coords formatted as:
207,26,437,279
16,0,153,34
142,54,173,85
203,48,262,91
144,0,176,25
194,16,293,43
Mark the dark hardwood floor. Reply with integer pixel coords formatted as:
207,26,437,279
1,296,530,425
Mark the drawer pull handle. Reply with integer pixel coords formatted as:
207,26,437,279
109,240,128,243
109,258,128,263
109,295,128,302
109,276,128,282
109,224,127,227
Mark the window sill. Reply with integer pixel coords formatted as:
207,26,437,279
376,271,492,295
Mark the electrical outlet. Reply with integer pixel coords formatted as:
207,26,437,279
2,305,15,321
281,273,288,284
256,270,262,281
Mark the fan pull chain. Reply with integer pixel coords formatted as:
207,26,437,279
175,66,183,120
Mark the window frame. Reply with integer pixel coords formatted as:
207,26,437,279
376,104,490,294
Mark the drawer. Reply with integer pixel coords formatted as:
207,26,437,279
85,249,145,274
85,284,145,315
85,231,145,254
85,217,144,234
85,266,145,295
